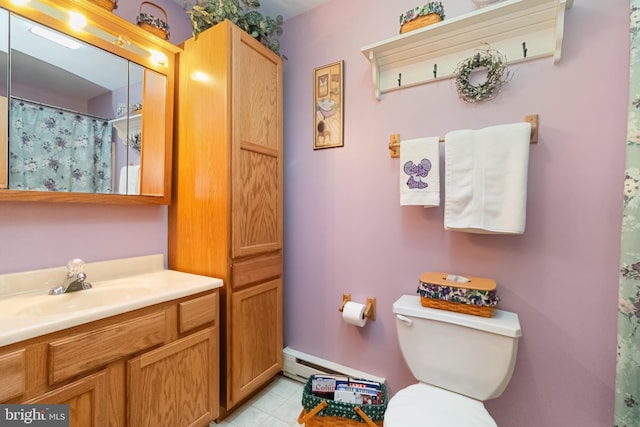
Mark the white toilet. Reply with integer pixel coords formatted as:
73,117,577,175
384,295,522,426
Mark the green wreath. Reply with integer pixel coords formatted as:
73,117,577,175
454,49,510,103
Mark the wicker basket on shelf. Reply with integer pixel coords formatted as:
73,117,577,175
89,0,117,11
417,272,500,318
399,2,445,34
400,13,441,33
136,1,170,40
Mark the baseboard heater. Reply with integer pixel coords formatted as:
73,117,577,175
282,347,386,385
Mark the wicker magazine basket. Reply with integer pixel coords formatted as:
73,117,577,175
418,272,499,318
136,1,170,40
89,0,117,11
298,376,387,427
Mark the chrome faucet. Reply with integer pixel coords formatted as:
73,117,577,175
49,258,93,295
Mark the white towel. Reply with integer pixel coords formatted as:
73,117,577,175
118,165,141,195
400,137,440,207
444,122,531,234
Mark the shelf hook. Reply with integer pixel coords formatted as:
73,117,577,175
433,64,438,79
522,42,528,58
397,73,402,87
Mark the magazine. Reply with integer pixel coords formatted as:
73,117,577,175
310,375,383,405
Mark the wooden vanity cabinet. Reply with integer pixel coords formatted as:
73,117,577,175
169,20,284,417
0,290,219,427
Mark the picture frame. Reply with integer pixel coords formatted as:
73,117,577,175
313,61,344,150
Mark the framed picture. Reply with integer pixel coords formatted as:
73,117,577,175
313,61,343,149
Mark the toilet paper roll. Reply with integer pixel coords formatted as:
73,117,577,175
342,301,368,327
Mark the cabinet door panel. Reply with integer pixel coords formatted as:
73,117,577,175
128,328,218,427
231,32,283,258
233,144,280,256
0,349,25,401
229,279,283,406
236,35,280,152
26,371,107,427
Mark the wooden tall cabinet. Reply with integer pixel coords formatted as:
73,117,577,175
169,20,283,417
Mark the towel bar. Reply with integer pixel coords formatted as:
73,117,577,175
388,114,538,158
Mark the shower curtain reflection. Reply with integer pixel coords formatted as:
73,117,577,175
8,98,113,193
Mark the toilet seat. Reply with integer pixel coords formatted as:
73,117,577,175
384,383,497,427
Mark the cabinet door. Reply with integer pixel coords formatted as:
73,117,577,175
229,278,283,406
0,349,25,402
128,328,218,427
231,29,283,258
26,371,107,427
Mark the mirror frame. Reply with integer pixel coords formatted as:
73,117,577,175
0,0,181,205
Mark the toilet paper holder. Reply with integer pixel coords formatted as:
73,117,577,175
339,293,376,321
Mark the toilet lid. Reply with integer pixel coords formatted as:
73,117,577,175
384,383,498,427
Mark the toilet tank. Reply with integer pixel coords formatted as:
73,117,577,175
393,295,521,401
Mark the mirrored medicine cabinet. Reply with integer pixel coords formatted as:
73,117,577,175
0,0,180,204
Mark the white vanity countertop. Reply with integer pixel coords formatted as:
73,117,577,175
0,254,223,347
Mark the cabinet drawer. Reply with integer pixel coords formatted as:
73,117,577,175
179,292,218,333
231,255,282,289
49,312,166,384
0,349,25,401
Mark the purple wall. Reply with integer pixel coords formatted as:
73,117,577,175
0,0,629,425
0,0,192,274
281,1,627,426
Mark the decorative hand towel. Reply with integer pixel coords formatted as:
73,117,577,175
118,165,141,195
444,122,531,234
400,137,440,207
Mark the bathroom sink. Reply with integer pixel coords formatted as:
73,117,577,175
0,284,154,317
0,256,223,347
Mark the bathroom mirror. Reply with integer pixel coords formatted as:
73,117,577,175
0,0,180,204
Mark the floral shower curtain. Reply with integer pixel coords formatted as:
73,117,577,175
615,3,640,425
8,98,113,193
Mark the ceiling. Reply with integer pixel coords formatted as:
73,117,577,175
172,0,329,21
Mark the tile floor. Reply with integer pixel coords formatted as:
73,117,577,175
212,375,305,427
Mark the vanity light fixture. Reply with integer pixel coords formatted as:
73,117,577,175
30,25,81,49
68,11,87,31
10,0,31,5
150,49,168,66
115,35,131,48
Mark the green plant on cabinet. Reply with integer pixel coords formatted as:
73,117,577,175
188,0,285,58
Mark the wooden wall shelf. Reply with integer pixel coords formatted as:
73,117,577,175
360,0,573,99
